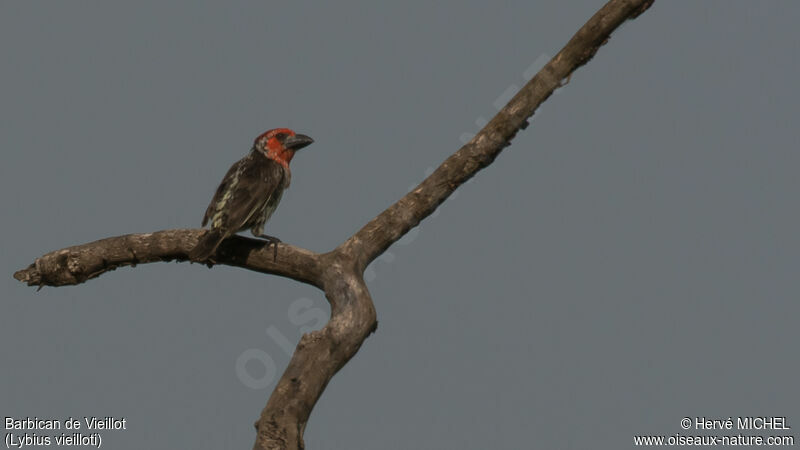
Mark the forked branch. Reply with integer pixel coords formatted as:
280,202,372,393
13,1,655,449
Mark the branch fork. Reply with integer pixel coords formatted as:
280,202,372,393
13,2,654,448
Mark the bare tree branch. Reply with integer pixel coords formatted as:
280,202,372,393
343,0,655,272
12,1,655,449
14,230,324,288
253,271,377,449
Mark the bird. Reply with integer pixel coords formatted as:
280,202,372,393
189,128,314,262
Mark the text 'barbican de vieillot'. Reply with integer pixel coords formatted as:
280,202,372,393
5,416,127,430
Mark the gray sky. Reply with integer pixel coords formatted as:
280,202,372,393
3,1,798,449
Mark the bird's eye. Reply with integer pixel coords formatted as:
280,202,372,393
275,133,288,140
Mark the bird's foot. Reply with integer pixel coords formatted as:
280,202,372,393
255,234,282,261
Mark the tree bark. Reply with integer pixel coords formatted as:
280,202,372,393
13,1,655,448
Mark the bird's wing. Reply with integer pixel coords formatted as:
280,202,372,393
203,152,286,233
201,158,244,227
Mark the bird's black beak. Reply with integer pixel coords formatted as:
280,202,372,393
283,134,314,151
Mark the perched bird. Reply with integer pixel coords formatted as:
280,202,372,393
189,128,314,261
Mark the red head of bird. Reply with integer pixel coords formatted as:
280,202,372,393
254,128,314,169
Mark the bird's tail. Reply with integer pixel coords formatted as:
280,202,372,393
189,229,226,261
